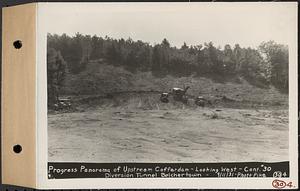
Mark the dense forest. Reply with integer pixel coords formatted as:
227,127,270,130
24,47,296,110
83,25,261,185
47,33,288,103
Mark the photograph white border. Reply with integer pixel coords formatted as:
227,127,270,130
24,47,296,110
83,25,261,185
36,2,298,189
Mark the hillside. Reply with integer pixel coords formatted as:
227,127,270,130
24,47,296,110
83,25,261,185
60,61,288,110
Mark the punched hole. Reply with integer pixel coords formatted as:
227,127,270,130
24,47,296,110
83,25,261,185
13,40,22,49
13,144,22,153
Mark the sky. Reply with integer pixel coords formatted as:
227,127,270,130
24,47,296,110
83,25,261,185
40,2,297,49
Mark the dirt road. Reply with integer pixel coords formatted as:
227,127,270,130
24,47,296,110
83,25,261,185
48,107,288,162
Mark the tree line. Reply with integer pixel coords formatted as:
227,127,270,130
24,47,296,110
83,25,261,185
47,33,288,103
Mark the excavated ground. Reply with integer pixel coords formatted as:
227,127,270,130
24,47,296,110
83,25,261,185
48,92,288,162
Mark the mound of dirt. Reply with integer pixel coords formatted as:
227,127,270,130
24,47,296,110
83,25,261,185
54,91,285,115
72,92,193,111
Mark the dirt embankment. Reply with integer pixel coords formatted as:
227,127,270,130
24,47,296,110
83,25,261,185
53,90,287,115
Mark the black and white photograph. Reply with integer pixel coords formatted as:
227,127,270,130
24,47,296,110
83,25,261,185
46,3,293,168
